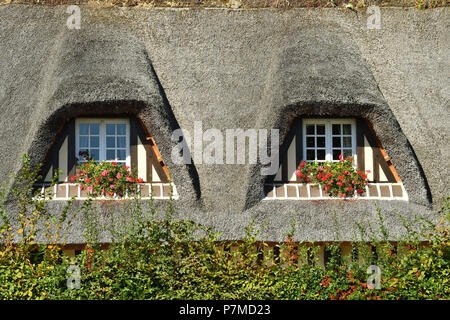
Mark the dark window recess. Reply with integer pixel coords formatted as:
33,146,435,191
324,245,342,268
256,246,264,266
273,246,280,264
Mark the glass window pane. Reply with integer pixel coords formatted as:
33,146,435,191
306,137,315,147
106,124,115,135
343,124,352,135
106,137,115,148
90,136,99,148
332,124,341,135
316,125,325,135
90,123,99,135
79,124,89,135
306,125,314,135
343,136,352,148
117,124,126,135
90,149,99,160
106,149,115,160
332,137,341,148
117,136,126,148
317,137,325,148
306,149,315,160
117,150,126,160
79,136,88,148
317,149,325,160
343,149,352,158
333,149,341,160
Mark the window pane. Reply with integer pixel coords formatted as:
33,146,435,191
106,137,115,148
90,149,99,160
90,123,99,135
90,136,99,148
343,149,352,158
106,149,115,160
316,125,325,135
307,149,315,160
332,124,341,135
306,125,314,135
306,137,315,147
343,124,352,135
317,149,325,160
79,136,88,148
117,137,126,148
332,137,341,148
79,124,89,135
117,124,126,135
343,136,352,148
106,124,115,135
333,149,341,160
117,150,126,160
317,137,325,148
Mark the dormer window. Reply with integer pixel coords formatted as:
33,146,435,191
36,116,177,200
264,117,407,201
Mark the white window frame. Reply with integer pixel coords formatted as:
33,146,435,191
302,118,357,164
75,118,131,166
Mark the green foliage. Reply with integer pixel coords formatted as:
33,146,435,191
0,156,448,299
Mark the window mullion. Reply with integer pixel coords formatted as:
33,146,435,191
100,121,106,162
326,122,332,162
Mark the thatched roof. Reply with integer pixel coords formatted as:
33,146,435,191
0,5,448,242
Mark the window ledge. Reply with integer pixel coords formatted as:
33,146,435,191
34,183,179,200
263,183,408,201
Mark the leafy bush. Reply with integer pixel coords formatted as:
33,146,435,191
0,155,448,300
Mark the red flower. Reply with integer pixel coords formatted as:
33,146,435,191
338,175,344,181
70,175,77,181
111,161,117,166
85,178,91,183
357,189,363,194
295,170,303,179
299,161,306,169
339,154,344,161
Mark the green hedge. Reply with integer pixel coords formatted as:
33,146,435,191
0,156,448,300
